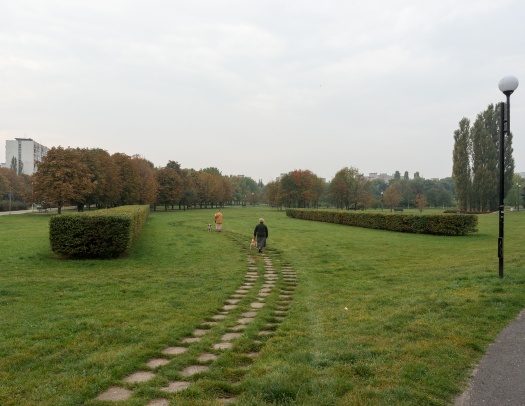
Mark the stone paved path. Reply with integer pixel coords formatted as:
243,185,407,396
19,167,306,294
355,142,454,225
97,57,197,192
95,247,297,404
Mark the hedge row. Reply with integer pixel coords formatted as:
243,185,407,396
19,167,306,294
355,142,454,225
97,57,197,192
49,205,150,259
286,209,478,236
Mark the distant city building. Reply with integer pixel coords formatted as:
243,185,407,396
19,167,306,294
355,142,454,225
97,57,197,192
366,172,393,183
4,138,49,175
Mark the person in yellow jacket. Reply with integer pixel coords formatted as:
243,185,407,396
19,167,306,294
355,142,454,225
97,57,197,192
214,209,223,232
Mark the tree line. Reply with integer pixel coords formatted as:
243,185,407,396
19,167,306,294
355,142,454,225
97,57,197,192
452,103,516,211
2,131,521,213
27,147,262,214
266,168,455,212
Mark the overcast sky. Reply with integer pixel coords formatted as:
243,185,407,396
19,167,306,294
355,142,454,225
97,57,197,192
1,0,524,183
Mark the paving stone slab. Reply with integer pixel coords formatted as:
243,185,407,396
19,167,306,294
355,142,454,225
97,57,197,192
242,311,258,317
147,358,170,368
251,302,265,309
193,329,209,336
237,317,255,324
162,346,188,355
213,342,233,350
222,332,242,341
198,353,218,362
259,330,274,336
146,399,170,406
123,371,156,383
182,337,201,343
161,381,191,393
223,304,238,311
212,314,228,320
180,365,209,376
230,324,247,331
96,386,132,401
226,299,241,304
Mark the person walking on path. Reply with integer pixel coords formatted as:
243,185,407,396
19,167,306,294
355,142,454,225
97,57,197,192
214,209,223,232
253,218,268,253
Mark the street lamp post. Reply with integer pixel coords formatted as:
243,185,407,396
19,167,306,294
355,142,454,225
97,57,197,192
517,183,521,211
497,75,519,278
252,192,255,206
381,191,384,211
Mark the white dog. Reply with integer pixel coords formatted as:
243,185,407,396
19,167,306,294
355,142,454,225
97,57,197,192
250,238,258,249
207,224,213,232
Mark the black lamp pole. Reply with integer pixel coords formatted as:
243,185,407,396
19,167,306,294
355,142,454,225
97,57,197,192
497,75,519,278
517,183,521,211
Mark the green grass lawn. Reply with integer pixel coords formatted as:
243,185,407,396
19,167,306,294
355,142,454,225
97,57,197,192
1,207,524,405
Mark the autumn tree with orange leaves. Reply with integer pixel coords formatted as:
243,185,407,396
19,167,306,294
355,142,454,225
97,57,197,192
111,153,141,206
78,148,122,209
33,147,95,214
280,169,324,208
383,182,403,212
155,166,183,210
329,167,372,210
132,155,158,205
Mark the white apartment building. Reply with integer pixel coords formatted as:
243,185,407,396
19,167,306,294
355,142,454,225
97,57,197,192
4,138,49,175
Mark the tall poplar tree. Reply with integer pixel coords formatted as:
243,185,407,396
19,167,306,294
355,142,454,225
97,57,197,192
471,112,497,211
453,118,471,211
452,104,514,211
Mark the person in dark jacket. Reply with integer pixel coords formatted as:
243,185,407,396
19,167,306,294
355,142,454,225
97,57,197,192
253,218,268,253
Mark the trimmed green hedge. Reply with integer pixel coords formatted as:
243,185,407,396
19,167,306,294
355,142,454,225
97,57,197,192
49,205,150,259
286,209,478,236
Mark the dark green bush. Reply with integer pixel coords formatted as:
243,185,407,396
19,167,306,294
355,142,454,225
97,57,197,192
286,209,478,236
49,205,150,259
